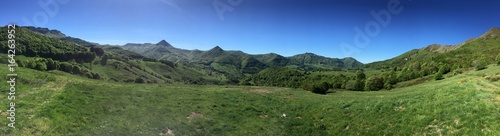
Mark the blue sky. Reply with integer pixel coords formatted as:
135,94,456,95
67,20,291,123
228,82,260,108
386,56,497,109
1,0,499,63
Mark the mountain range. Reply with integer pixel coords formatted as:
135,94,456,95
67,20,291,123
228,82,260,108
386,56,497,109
121,40,363,72
22,25,364,76
2,25,499,86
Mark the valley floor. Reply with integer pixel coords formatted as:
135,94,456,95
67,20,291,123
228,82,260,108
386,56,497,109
1,65,500,135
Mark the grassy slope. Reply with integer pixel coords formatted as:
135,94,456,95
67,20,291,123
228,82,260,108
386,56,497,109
1,65,499,135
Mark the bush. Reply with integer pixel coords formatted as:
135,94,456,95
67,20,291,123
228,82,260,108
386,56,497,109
384,82,392,90
160,60,175,68
356,70,366,80
345,80,357,90
476,60,487,71
34,61,48,71
46,58,60,70
453,69,463,75
134,77,146,83
84,72,93,79
434,72,444,80
92,72,101,79
100,54,109,66
345,80,364,91
496,53,500,65
365,76,384,91
60,62,73,73
90,46,105,56
303,82,330,94
476,64,487,71
93,60,99,65
72,65,82,75
438,65,451,74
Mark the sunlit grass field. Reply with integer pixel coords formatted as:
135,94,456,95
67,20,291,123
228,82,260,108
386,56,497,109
1,65,499,135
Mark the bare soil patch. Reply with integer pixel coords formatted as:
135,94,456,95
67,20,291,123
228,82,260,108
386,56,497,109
187,112,204,121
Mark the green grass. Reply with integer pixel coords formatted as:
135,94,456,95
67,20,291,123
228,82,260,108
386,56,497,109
1,65,500,135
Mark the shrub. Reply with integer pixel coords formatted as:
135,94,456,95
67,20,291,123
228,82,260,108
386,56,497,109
46,58,60,70
134,77,146,83
100,54,109,66
303,82,330,94
453,69,463,75
34,61,48,71
60,62,73,73
93,60,99,65
92,72,101,79
476,60,487,71
72,65,82,75
438,65,451,74
356,70,366,80
345,80,364,91
496,53,500,65
434,72,444,80
160,60,175,68
90,46,105,56
365,76,384,91
384,82,392,90
476,63,487,71
17,60,26,67
84,72,93,79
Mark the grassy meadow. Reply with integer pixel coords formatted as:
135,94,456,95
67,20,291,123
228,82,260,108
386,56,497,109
1,64,500,135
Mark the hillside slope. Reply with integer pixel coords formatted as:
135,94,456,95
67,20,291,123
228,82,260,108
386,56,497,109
0,26,232,85
1,63,499,135
366,28,500,70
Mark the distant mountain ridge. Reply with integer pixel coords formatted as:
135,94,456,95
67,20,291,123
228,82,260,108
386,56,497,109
122,41,363,71
2,25,499,87
24,26,99,48
18,26,364,69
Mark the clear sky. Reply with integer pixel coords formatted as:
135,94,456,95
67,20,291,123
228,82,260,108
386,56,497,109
1,0,499,63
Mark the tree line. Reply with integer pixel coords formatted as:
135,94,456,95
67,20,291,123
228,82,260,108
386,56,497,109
243,59,486,94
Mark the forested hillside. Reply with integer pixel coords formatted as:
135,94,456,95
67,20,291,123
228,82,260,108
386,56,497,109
1,26,499,94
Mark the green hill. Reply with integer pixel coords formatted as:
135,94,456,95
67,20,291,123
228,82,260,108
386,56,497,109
1,25,500,135
0,26,233,85
288,53,363,69
1,62,499,135
366,28,500,70
24,26,97,47
121,40,363,75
